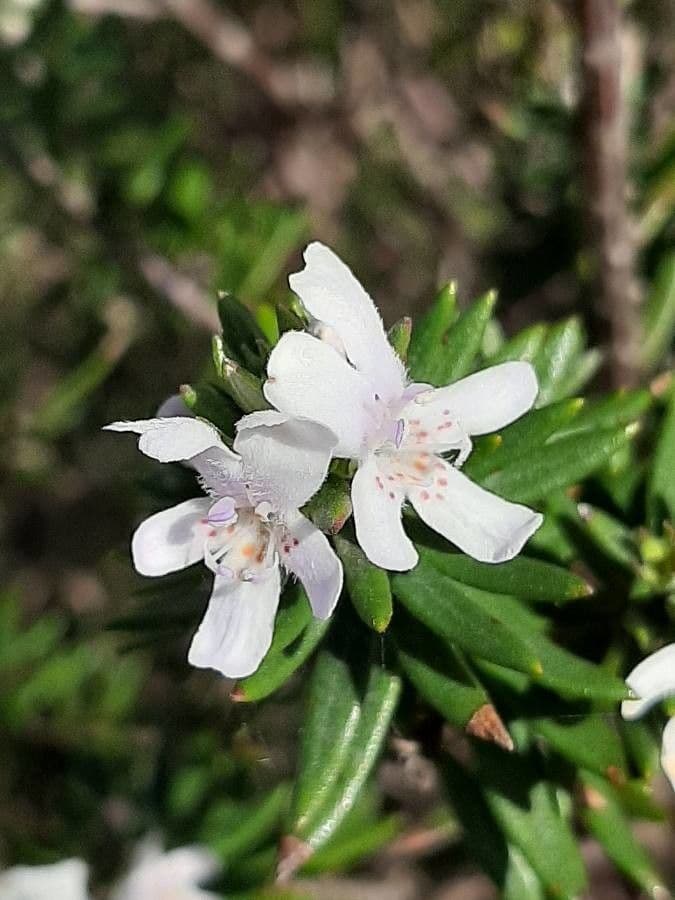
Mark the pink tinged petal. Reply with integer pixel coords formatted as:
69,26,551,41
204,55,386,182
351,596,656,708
621,644,675,720
408,461,543,564
281,512,343,619
264,331,372,458
235,410,337,512
414,361,538,436
132,497,211,577
288,242,406,401
188,567,281,678
0,859,90,900
661,718,675,791
351,455,418,572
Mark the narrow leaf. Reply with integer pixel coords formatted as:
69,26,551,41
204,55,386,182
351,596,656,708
438,290,498,383
334,532,393,632
408,282,458,383
581,772,666,897
481,426,631,503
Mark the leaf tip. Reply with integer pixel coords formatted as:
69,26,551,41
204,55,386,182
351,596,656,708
649,371,672,398
276,835,313,884
372,612,392,633
466,703,514,751
531,659,544,678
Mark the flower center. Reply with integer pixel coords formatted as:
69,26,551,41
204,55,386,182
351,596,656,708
203,505,275,582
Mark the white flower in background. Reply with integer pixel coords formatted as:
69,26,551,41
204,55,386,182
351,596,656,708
622,643,675,791
264,242,543,571
106,411,342,677
0,859,89,900
111,838,219,900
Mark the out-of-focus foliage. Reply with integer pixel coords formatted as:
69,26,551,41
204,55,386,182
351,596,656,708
1,1,673,898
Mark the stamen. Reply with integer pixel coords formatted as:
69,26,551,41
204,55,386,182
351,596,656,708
393,418,405,448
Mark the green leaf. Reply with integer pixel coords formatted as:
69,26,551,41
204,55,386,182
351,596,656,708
642,252,675,371
481,750,587,900
649,386,675,524
289,652,400,850
531,716,627,778
408,282,458,383
533,317,587,406
556,389,652,439
334,532,392,632
289,650,361,837
402,550,628,702
437,289,498,383
303,815,401,874
489,323,548,365
387,316,412,362
203,783,290,863
217,292,270,373
422,551,590,603
212,336,268,412
481,425,632,504
580,772,666,897
394,614,490,729
180,382,239,437
275,297,306,334
233,589,329,702
302,475,352,535
392,555,542,675
465,398,584,481
503,846,546,900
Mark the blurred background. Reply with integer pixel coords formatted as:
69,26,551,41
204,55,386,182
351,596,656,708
0,0,673,897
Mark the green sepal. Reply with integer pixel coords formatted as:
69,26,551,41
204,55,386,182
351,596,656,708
212,335,268,412
180,381,239,437
302,475,352,535
387,316,412,362
217,291,270,374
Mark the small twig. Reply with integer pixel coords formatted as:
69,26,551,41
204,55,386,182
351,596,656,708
577,0,642,386
139,254,220,332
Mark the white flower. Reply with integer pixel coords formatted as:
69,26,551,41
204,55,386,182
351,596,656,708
622,643,675,791
111,838,219,900
263,242,543,571
0,859,89,900
106,411,343,678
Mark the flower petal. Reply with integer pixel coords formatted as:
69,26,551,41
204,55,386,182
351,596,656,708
408,460,543,563
351,455,418,571
264,331,372,457
289,242,406,401
411,361,538,436
621,644,675,720
132,498,210,577
281,512,343,618
188,568,281,678
105,416,231,462
105,416,242,495
661,717,675,791
113,838,219,900
235,410,337,512
0,860,90,900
